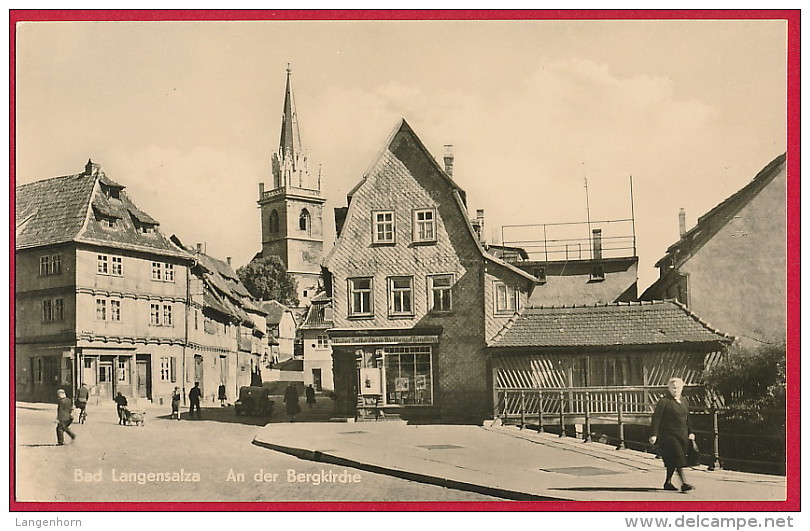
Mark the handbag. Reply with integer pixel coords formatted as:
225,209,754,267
686,439,701,467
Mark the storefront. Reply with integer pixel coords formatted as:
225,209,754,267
329,328,441,420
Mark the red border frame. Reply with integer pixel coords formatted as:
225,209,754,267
8,9,800,513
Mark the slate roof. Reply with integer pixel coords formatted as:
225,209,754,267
654,153,786,269
170,238,267,323
16,164,183,257
262,300,292,326
489,300,733,349
16,173,97,249
326,119,536,284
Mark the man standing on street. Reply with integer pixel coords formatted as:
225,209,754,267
55,389,76,445
188,382,202,419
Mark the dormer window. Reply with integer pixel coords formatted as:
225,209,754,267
533,267,547,284
590,264,606,282
100,217,117,229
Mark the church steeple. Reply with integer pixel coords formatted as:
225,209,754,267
273,64,313,190
259,66,326,306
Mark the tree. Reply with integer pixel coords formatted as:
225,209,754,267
237,256,299,306
704,342,786,411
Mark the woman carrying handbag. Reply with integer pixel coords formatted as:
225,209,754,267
649,377,697,492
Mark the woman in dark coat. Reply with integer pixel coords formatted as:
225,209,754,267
284,383,301,421
649,377,696,492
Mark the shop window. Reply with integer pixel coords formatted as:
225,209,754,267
348,277,373,317
388,276,414,316
384,346,433,406
372,211,395,244
413,209,436,243
428,274,453,312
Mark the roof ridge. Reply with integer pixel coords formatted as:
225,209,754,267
669,299,736,341
488,309,522,345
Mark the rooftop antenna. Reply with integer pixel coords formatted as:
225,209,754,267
583,162,592,257
630,174,637,256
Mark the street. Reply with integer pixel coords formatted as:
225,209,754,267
13,402,500,502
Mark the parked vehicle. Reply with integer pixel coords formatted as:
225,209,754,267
234,386,274,416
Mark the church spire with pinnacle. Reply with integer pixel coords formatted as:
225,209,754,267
273,63,313,190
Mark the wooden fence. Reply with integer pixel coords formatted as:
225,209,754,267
495,386,785,474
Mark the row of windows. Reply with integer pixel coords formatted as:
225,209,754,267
348,274,453,318
372,208,436,245
95,254,175,282
347,276,521,318
84,298,174,326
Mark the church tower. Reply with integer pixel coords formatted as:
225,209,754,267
258,66,325,306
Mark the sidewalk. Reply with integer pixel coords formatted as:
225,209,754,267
253,421,786,502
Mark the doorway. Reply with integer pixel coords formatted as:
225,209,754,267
98,361,113,400
312,368,322,392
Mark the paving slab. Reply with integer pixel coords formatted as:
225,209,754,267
253,421,786,502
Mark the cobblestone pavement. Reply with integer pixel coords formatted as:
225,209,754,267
13,402,501,503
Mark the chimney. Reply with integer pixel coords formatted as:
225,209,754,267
226,257,232,267
443,145,454,179
591,229,603,260
196,243,202,254
678,208,686,237
84,159,101,176
476,209,485,245
259,182,265,198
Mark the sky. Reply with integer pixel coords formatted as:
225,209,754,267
14,17,788,290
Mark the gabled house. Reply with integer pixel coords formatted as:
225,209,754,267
262,300,297,362
323,120,536,421
641,153,786,346
299,292,334,392
15,160,191,404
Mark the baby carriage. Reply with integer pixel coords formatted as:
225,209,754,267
121,407,146,426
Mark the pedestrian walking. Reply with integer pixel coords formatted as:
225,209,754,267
218,383,227,407
188,382,202,419
171,386,182,420
649,377,696,493
55,389,76,445
113,392,128,425
284,382,301,421
305,384,316,409
75,383,89,423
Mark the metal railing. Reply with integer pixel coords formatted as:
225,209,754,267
495,386,786,474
